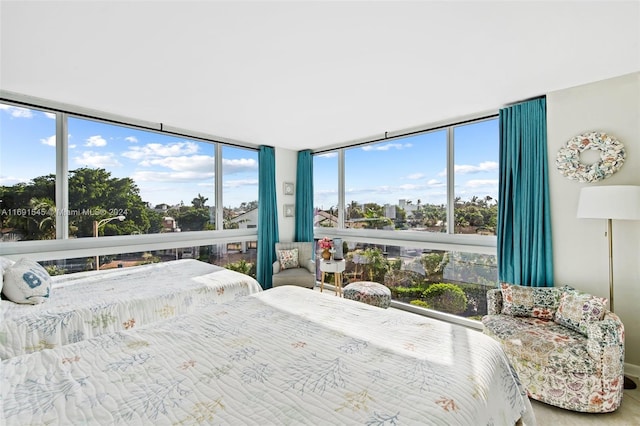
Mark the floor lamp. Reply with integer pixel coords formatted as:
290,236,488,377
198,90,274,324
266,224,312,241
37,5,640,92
577,185,640,390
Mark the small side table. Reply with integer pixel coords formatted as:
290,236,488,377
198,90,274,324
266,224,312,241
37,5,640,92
319,259,346,296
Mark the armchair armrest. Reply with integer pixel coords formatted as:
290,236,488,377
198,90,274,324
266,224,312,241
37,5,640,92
305,259,315,273
272,261,281,274
486,288,503,315
586,312,625,378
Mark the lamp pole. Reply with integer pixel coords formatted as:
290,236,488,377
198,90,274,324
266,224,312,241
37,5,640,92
93,215,125,270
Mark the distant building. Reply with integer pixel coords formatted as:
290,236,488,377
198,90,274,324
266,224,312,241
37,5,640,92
384,204,396,219
162,217,180,232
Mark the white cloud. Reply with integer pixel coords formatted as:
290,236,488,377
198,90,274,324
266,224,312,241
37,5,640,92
74,151,122,168
141,155,215,172
223,179,259,188
44,112,56,119
0,175,31,185
40,135,56,146
85,135,107,147
465,179,499,188
398,184,421,191
125,136,138,143
222,158,258,174
405,173,425,180
0,105,33,118
316,152,337,158
131,170,214,182
362,142,412,151
438,161,498,176
122,142,199,160
426,179,445,187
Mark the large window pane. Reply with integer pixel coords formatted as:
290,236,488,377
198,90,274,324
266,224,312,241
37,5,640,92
42,242,257,278
318,240,496,320
0,103,57,241
313,151,339,227
222,146,258,230
454,119,499,235
344,131,447,231
67,117,216,237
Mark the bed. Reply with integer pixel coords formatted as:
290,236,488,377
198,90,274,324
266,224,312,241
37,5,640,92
0,259,262,359
1,286,535,425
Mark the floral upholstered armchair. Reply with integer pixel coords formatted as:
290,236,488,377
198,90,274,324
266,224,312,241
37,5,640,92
482,284,625,413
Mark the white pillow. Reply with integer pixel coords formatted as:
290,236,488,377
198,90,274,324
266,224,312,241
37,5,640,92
0,256,16,295
2,258,51,304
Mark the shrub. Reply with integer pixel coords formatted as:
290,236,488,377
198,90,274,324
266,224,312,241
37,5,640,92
409,299,429,308
225,259,256,278
45,265,66,276
422,283,467,315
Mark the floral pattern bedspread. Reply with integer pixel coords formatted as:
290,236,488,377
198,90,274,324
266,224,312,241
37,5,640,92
1,286,535,425
0,259,262,359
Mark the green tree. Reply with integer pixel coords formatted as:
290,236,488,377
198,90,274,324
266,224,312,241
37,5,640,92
362,203,392,229
2,168,154,239
68,168,151,237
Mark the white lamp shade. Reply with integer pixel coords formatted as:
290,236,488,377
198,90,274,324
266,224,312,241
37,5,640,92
577,185,640,220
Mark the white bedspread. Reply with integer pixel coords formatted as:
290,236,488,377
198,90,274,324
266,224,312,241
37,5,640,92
0,259,262,359
1,286,535,425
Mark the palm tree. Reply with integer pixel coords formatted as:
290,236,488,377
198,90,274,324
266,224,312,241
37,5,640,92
24,197,56,240
191,193,208,209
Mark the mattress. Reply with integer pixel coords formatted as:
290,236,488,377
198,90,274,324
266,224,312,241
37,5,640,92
0,259,262,359
1,286,535,425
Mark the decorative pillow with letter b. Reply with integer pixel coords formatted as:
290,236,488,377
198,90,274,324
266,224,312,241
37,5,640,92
2,258,51,304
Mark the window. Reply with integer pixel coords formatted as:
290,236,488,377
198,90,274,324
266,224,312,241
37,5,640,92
314,117,498,236
67,116,217,237
453,119,499,235
313,151,339,228
331,241,496,320
344,131,447,231
1,99,259,275
1,103,57,241
222,145,258,230
313,116,499,322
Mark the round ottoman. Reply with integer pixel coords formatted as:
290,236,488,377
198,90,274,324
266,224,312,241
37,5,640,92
343,281,391,308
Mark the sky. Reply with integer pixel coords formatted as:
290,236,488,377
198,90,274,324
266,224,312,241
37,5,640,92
0,103,258,208
313,118,499,210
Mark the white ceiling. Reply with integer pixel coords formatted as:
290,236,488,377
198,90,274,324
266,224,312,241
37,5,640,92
1,1,638,151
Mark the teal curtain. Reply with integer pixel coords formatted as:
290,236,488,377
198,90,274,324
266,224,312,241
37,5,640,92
498,98,553,287
256,146,279,289
295,150,314,242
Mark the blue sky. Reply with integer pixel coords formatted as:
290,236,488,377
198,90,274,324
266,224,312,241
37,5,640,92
313,119,499,209
0,103,258,208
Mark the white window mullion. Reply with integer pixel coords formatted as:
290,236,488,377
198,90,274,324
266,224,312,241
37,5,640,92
215,143,223,230
446,126,455,234
55,112,68,240
338,148,345,229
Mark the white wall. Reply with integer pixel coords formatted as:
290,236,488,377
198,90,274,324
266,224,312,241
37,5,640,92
275,147,297,242
547,72,640,371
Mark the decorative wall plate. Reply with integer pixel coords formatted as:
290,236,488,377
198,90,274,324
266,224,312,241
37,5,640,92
556,131,626,183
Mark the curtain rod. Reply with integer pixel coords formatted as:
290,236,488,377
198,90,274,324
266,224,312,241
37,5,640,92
0,95,259,152
313,113,498,155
